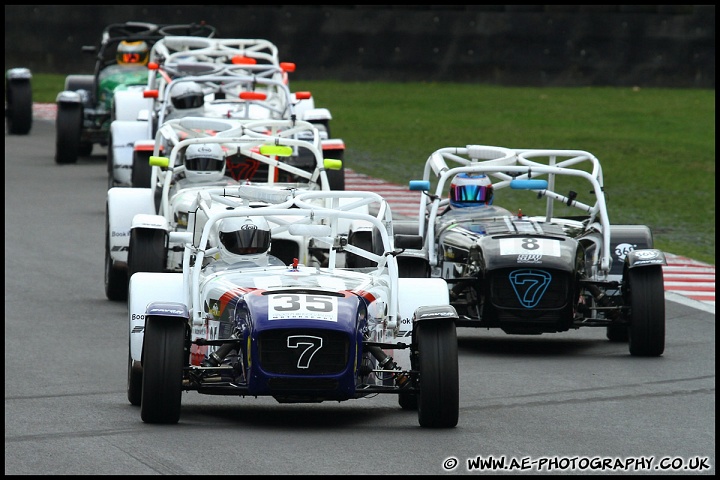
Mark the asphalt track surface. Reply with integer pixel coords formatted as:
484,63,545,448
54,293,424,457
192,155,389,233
4,115,715,475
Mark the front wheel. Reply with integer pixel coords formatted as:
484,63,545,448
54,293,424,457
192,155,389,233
127,228,167,279
140,316,185,424
55,103,83,164
627,266,665,356
416,321,459,428
131,150,153,188
6,79,33,135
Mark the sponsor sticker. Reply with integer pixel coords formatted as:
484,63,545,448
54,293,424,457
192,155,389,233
268,294,338,321
500,238,560,257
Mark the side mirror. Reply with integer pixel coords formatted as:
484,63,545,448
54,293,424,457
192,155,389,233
409,180,430,191
149,156,169,168
323,159,342,170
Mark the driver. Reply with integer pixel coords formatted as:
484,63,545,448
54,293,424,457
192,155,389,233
179,143,235,185
205,216,285,272
116,40,150,66
165,81,206,120
98,40,150,107
440,172,512,232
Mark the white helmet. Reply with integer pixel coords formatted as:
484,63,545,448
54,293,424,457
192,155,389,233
184,143,226,183
217,216,271,264
171,81,204,109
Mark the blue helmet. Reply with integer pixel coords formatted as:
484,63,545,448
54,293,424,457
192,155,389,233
449,173,494,208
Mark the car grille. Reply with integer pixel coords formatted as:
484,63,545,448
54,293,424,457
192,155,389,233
491,268,570,310
258,329,350,375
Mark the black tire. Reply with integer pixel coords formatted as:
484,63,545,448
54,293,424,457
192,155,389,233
107,131,114,175
398,391,418,410
397,257,430,278
105,210,128,301
131,150,153,188
6,79,32,135
417,321,459,428
55,103,83,164
128,228,167,278
140,316,185,424
79,142,93,157
127,351,142,406
606,324,629,342
326,166,345,191
627,266,665,356
346,231,374,269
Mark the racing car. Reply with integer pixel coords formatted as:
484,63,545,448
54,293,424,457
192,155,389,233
106,116,344,301
391,145,666,357
54,21,216,164
5,67,33,135
109,71,343,189
127,188,459,428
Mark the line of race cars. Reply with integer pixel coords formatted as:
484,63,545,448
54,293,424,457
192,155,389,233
5,20,666,430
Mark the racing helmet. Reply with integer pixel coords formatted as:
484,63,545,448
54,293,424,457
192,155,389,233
170,81,204,109
217,216,271,263
184,143,226,183
116,40,149,66
449,173,494,208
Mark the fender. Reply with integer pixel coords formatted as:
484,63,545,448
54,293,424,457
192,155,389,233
131,213,169,231
301,107,331,122
321,138,345,152
107,187,156,264
293,97,317,116
129,272,185,363
113,89,153,121
110,120,151,186
397,278,450,332
412,304,458,324
624,248,667,269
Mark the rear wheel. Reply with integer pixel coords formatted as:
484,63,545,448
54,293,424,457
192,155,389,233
606,324,629,342
127,351,142,406
140,316,185,424
55,103,83,164
397,257,430,278
79,142,93,157
627,266,665,356
326,166,345,191
6,79,33,135
417,321,459,428
105,210,128,301
398,391,418,410
131,150,153,188
128,228,167,279
346,231,374,268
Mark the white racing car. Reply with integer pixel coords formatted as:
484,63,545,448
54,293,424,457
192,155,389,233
127,188,460,428
106,116,345,301
108,36,341,189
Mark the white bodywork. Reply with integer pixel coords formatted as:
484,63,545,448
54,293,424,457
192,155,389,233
108,36,334,187
107,116,356,282
128,189,451,370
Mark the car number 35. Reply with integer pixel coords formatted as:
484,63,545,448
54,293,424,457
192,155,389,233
268,294,339,322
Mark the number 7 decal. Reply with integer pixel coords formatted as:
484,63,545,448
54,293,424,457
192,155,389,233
287,335,323,368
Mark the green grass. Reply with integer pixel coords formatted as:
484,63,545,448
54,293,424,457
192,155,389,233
30,74,715,264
